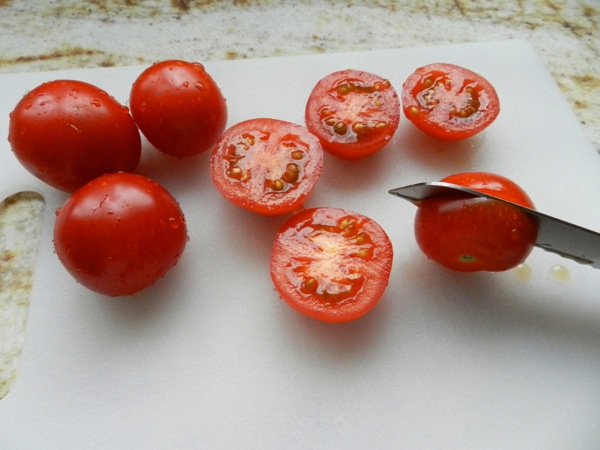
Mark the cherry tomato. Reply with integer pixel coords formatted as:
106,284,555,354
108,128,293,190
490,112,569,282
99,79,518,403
8,80,141,192
210,118,324,215
54,172,188,296
414,172,538,272
401,63,500,140
305,69,400,159
129,60,227,158
270,207,393,323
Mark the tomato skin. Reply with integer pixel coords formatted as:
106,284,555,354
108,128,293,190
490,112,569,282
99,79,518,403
53,172,188,296
270,207,393,323
305,69,400,160
8,80,141,192
129,60,227,157
401,63,500,140
210,118,324,215
414,172,538,272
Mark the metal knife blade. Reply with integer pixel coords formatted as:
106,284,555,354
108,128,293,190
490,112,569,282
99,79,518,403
389,182,600,269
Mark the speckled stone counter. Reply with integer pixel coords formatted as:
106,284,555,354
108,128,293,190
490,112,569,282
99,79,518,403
1,0,599,149
0,0,599,398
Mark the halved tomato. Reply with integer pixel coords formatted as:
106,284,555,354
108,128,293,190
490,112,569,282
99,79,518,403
401,63,500,140
209,118,324,215
305,69,400,159
270,207,393,323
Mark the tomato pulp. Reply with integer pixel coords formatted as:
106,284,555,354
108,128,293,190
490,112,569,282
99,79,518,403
401,63,500,140
210,118,324,215
270,207,393,323
414,172,538,272
54,172,188,296
305,69,400,159
129,60,228,157
9,79,141,192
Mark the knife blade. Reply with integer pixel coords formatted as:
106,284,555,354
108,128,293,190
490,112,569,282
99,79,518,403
389,181,600,269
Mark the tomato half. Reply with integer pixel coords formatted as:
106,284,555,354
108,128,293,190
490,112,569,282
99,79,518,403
305,69,400,159
129,60,227,157
270,207,393,323
401,63,500,140
8,80,141,192
210,118,324,215
414,172,538,272
54,172,188,296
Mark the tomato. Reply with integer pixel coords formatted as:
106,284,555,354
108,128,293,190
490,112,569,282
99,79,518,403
8,80,141,192
53,172,188,296
270,207,393,323
129,60,227,157
401,63,500,140
210,118,324,215
414,172,538,272
305,69,400,159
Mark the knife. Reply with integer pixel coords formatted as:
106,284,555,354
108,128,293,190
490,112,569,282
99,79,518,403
389,181,600,269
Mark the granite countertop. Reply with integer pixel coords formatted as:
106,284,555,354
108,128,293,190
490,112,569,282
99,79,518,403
0,0,598,398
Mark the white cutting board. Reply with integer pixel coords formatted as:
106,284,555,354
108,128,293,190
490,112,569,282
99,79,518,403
2,40,600,449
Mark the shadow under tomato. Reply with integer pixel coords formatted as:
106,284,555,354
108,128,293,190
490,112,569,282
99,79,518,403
400,256,600,347
134,141,211,193
312,142,405,207
276,289,396,364
394,123,484,174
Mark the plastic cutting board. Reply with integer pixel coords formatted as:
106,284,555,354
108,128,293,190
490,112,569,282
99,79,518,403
2,40,600,449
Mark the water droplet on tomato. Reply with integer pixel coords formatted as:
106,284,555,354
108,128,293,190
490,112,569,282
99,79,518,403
182,81,189,88
167,217,181,229
194,82,205,91
90,99,101,107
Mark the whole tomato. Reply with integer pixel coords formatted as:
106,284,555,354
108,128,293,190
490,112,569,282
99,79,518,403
8,80,141,192
129,60,228,157
54,172,188,296
414,172,538,272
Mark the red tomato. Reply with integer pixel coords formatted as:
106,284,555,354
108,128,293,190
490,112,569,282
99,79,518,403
129,60,227,157
270,207,393,323
54,172,188,296
210,118,324,215
401,63,500,140
8,80,141,192
414,172,538,272
305,69,400,159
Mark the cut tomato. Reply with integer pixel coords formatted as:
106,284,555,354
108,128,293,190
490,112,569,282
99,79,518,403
270,207,393,323
305,69,400,159
210,118,324,215
401,63,500,140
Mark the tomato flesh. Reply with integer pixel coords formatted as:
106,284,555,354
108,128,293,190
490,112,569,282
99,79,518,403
54,172,188,296
8,80,141,192
401,63,500,140
270,207,393,323
414,172,538,272
305,69,400,159
129,60,227,157
210,118,324,215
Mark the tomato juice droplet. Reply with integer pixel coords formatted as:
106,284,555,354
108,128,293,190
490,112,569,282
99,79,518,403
513,263,532,282
550,264,569,283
